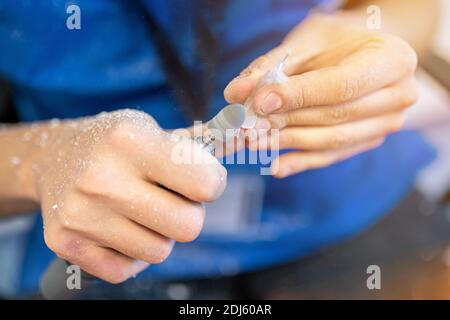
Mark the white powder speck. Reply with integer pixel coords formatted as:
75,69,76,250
22,132,32,141
10,156,21,166
49,118,61,127
38,131,49,147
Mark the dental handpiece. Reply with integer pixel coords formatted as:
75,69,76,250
39,103,246,300
193,103,246,155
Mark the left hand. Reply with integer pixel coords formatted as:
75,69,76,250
224,12,418,178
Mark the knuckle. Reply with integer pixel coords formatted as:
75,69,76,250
60,239,84,260
111,109,157,127
296,85,306,109
339,78,359,102
284,112,296,127
44,231,83,260
105,110,159,146
76,158,119,197
108,120,138,146
328,129,352,149
324,105,351,123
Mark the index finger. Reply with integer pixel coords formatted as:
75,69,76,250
107,124,227,203
224,47,289,104
252,39,417,114
146,136,228,203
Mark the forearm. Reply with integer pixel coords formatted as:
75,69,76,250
341,0,439,58
0,120,66,216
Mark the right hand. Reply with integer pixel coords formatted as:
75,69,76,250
30,109,227,283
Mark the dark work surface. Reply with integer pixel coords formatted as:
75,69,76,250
242,190,450,299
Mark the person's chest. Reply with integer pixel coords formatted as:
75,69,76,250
0,0,323,124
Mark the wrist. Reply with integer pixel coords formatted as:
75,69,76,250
16,120,75,205
16,146,40,205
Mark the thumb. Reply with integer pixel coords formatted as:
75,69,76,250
224,46,288,104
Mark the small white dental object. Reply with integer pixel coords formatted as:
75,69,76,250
194,103,246,154
241,55,289,129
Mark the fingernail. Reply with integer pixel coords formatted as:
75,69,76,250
261,93,282,114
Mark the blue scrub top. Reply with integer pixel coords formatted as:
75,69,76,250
0,0,435,296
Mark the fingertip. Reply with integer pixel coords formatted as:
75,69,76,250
270,158,282,177
276,164,299,178
130,260,150,275
271,155,302,178
224,76,257,103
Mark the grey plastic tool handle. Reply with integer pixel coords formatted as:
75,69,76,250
39,257,98,300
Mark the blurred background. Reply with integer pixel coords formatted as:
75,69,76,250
252,0,450,298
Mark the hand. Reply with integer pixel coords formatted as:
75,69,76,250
224,12,418,178
31,110,226,283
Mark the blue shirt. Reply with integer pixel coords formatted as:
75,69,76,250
0,0,435,296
